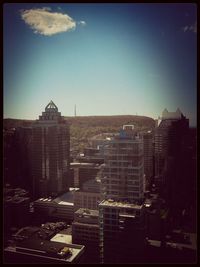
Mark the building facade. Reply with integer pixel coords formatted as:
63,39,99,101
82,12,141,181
31,101,70,198
99,125,146,263
154,109,189,188
143,131,154,189
34,191,75,223
74,179,101,212
99,199,146,263
101,125,144,202
70,163,100,188
72,208,100,263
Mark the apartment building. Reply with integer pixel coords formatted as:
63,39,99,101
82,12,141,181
101,125,144,202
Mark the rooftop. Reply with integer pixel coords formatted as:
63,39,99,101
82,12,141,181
45,100,58,112
70,162,97,167
75,208,99,217
6,239,84,263
4,187,29,197
13,223,67,241
99,199,144,209
54,191,75,206
162,108,182,119
35,191,75,206
51,233,72,245
5,195,30,204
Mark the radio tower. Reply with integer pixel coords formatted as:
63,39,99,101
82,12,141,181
74,104,76,117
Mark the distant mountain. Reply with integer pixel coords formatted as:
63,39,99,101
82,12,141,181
64,115,155,129
4,115,155,152
3,115,155,144
64,116,155,147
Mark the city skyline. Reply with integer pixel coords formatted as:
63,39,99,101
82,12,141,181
3,3,197,126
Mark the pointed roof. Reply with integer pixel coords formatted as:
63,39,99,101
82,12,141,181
45,100,58,112
162,108,182,120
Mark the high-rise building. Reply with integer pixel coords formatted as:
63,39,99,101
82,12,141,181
99,125,146,263
99,199,146,263
154,108,192,230
101,125,144,202
31,101,70,198
154,108,189,188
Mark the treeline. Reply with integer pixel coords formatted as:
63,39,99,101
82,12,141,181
65,115,155,129
3,119,34,129
67,115,155,151
4,115,155,139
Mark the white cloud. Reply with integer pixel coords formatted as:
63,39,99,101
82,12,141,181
78,20,86,26
20,7,76,36
182,21,197,33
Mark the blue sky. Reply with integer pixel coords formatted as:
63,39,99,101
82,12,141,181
3,3,197,126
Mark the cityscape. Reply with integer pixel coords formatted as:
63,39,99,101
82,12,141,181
3,3,197,264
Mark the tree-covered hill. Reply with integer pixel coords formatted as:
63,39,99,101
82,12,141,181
64,115,155,141
4,115,155,149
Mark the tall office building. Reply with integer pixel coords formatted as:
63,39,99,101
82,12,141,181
31,101,70,198
99,125,146,263
154,108,193,230
154,108,189,187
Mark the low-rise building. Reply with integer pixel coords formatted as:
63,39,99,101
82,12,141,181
34,190,76,223
4,239,85,263
4,222,85,264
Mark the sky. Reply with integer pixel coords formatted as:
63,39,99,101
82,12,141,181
3,3,197,126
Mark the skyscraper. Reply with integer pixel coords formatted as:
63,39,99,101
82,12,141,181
154,108,189,188
99,125,146,263
31,101,70,198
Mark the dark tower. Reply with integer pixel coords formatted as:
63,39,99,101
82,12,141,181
31,101,70,198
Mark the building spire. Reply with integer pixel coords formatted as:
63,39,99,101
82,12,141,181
74,104,76,117
45,100,58,111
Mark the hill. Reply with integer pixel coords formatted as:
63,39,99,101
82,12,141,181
65,115,155,129
65,115,155,141
4,115,155,151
